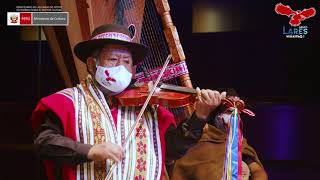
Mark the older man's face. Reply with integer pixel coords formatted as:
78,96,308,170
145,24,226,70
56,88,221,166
96,44,133,73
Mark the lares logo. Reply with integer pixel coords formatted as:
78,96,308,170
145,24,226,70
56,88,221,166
275,3,316,39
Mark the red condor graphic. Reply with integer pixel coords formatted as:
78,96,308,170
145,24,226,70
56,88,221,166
275,3,316,26
104,70,116,82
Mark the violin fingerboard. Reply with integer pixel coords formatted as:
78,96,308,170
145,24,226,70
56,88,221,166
160,84,197,94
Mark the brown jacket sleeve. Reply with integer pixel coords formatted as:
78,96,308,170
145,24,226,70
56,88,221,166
165,112,207,160
34,111,92,165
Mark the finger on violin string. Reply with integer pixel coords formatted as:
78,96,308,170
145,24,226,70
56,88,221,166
201,89,210,100
196,87,201,96
208,90,219,100
214,91,222,99
196,87,202,101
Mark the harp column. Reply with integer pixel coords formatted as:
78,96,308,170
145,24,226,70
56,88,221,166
155,0,195,120
155,0,193,89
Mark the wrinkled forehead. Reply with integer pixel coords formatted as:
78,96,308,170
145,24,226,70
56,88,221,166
99,44,132,57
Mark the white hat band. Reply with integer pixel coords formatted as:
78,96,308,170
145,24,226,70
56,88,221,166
92,32,132,42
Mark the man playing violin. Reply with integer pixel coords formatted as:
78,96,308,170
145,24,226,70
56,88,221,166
31,24,225,180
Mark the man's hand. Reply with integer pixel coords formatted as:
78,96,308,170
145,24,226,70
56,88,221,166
87,142,124,163
242,161,250,180
249,162,268,180
194,87,226,120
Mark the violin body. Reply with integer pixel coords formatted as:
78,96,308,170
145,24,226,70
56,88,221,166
116,82,250,117
115,84,197,108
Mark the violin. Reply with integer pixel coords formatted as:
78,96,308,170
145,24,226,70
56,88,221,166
115,82,248,110
114,82,198,108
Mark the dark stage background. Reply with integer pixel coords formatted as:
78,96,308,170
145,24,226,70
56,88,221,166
0,0,319,179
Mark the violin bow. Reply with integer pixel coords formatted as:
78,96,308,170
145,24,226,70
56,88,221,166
105,54,172,180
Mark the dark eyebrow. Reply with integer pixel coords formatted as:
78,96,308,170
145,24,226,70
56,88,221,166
123,55,132,58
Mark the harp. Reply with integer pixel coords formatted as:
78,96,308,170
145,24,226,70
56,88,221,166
36,0,194,122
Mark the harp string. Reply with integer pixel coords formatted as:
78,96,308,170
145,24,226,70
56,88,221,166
142,5,157,71
143,1,186,120
144,1,162,70
143,1,160,71
148,0,167,68
140,0,170,71
146,0,168,66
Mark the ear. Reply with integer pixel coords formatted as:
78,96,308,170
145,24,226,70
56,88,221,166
132,65,137,75
87,57,97,75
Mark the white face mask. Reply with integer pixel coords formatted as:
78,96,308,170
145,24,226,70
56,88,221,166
95,65,132,94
